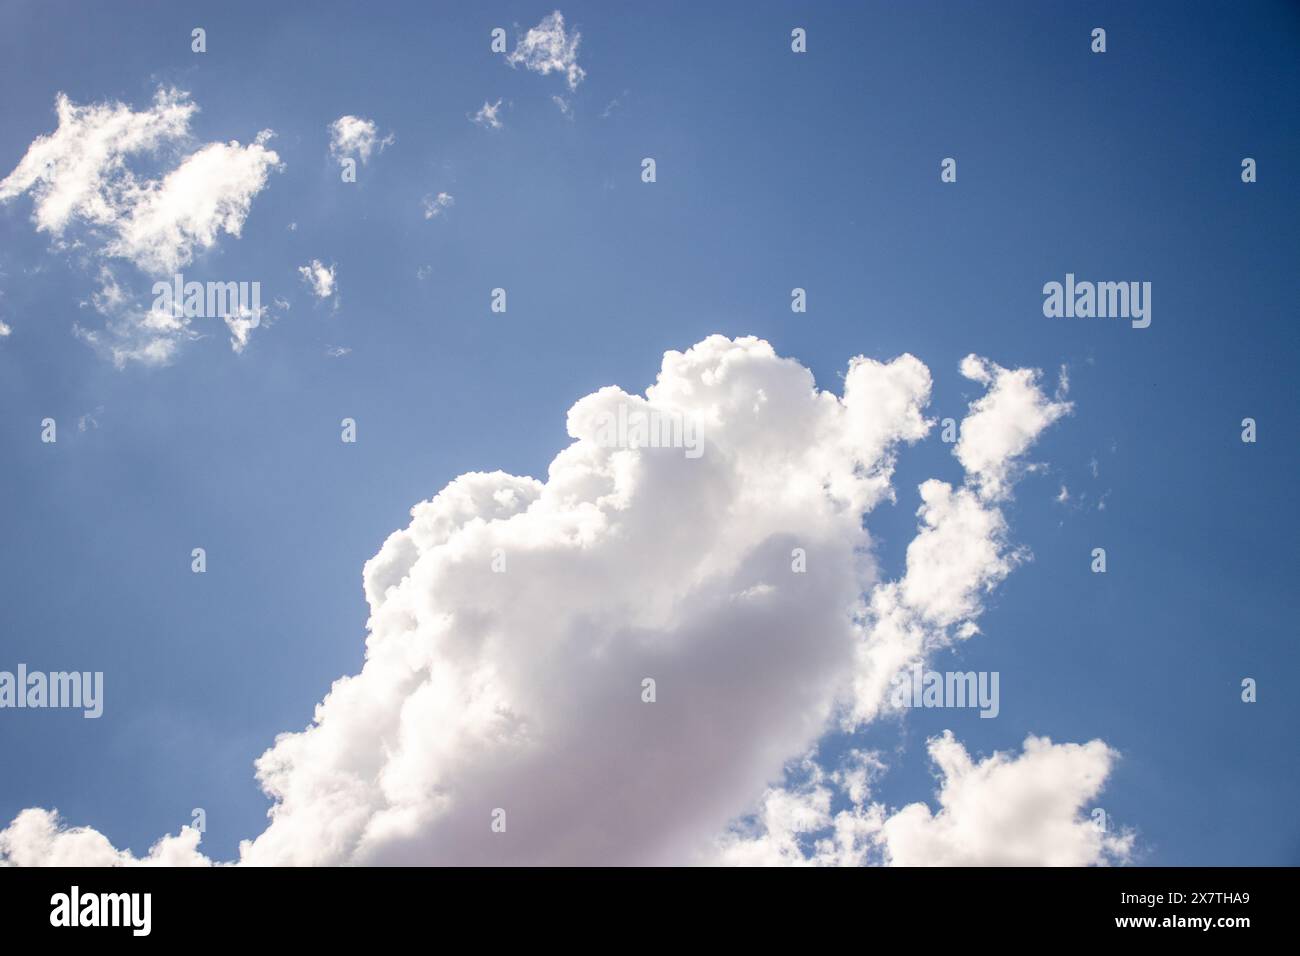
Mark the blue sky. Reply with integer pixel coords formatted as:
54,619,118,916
0,0,1297,865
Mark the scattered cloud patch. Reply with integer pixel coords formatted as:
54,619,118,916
103,132,280,275
0,88,280,363
328,115,392,166
955,355,1072,502
77,405,103,432
75,266,192,368
298,259,336,300
470,99,504,130
507,11,586,90
223,301,274,354
0,88,280,276
1056,364,1070,401
422,192,454,219
846,353,1070,729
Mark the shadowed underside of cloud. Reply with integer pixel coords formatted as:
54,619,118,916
0,335,1127,866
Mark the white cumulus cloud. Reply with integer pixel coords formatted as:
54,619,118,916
956,355,1072,501
845,354,1070,728
878,732,1133,866
0,808,211,868
0,336,1121,867
714,733,1131,866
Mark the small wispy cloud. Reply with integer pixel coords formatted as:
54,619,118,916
470,99,504,130
77,405,103,432
328,115,393,166
506,11,586,90
422,192,455,219
298,259,337,300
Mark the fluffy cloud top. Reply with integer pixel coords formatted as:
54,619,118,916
845,355,1071,728
956,356,1071,501
879,732,1133,866
0,336,1120,866
0,808,210,868
507,11,586,90
328,115,392,166
239,336,932,865
715,733,1131,866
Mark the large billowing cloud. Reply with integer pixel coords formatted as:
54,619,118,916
0,336,1122,866
0,88,281,362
